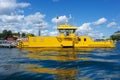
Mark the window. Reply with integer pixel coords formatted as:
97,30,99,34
78,37,81,41
59,30,64,33
69,30,75,33
66,30,69,36
84,38,86,41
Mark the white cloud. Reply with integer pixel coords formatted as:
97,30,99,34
25,12,48,29
0,12,48,35
69,14,72,19
88,31,104,39
0,0,30,15
32,22,48,28
41,30,49,36
21,29,32,33
0,14,24,23
35,30,58,36
93,17,107,25
17,10,24,14
76,17,107,36
0,0,48,36
52,15,68,24
25,12,45,24
0,0,16,14
25,12,45,22
76,23,92,36
49,31,58,36
107,22,117,27
17,2,30,8
76,22,105,39
77,23,92,32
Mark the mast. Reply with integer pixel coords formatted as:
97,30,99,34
38,26,41,36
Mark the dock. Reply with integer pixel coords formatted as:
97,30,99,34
0,40,17,48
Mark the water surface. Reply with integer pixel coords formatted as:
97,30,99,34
0,43,120,80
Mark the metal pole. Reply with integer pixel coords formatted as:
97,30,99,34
38,27,41,36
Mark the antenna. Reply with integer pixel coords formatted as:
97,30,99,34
38,24,42,36
38,26,41,36
56,16,59,26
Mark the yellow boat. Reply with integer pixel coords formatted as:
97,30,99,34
17,24,115,48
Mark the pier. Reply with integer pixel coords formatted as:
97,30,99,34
0,40,16,48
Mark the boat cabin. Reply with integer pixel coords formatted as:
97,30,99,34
57,24,77,37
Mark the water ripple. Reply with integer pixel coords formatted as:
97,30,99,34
0,43,120,80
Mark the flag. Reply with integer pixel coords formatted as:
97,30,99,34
56,16,59,19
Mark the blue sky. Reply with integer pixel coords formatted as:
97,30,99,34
0,0,120,38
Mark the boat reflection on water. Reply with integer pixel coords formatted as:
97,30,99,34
0,47,117,80
26,64,78,80
22,48,94,80
25,48,93,61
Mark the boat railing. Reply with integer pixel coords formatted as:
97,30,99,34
94,39,108,42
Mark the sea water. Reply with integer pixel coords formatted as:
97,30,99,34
0,43,120,80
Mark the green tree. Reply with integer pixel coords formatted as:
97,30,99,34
0,33,3,39
110,34,120,41
2,30,8,39
0,30,35,40
22,33,26,37
12,32,20,37
26,33,34,37
7,30,13,37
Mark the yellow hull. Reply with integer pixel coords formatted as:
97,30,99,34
17,36,115,48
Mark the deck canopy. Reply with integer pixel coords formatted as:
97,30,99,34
57,24,77,30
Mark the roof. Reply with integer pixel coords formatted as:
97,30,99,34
57,24,77,30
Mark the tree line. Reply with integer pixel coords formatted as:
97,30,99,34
110,34,120,41
0,30,34,40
